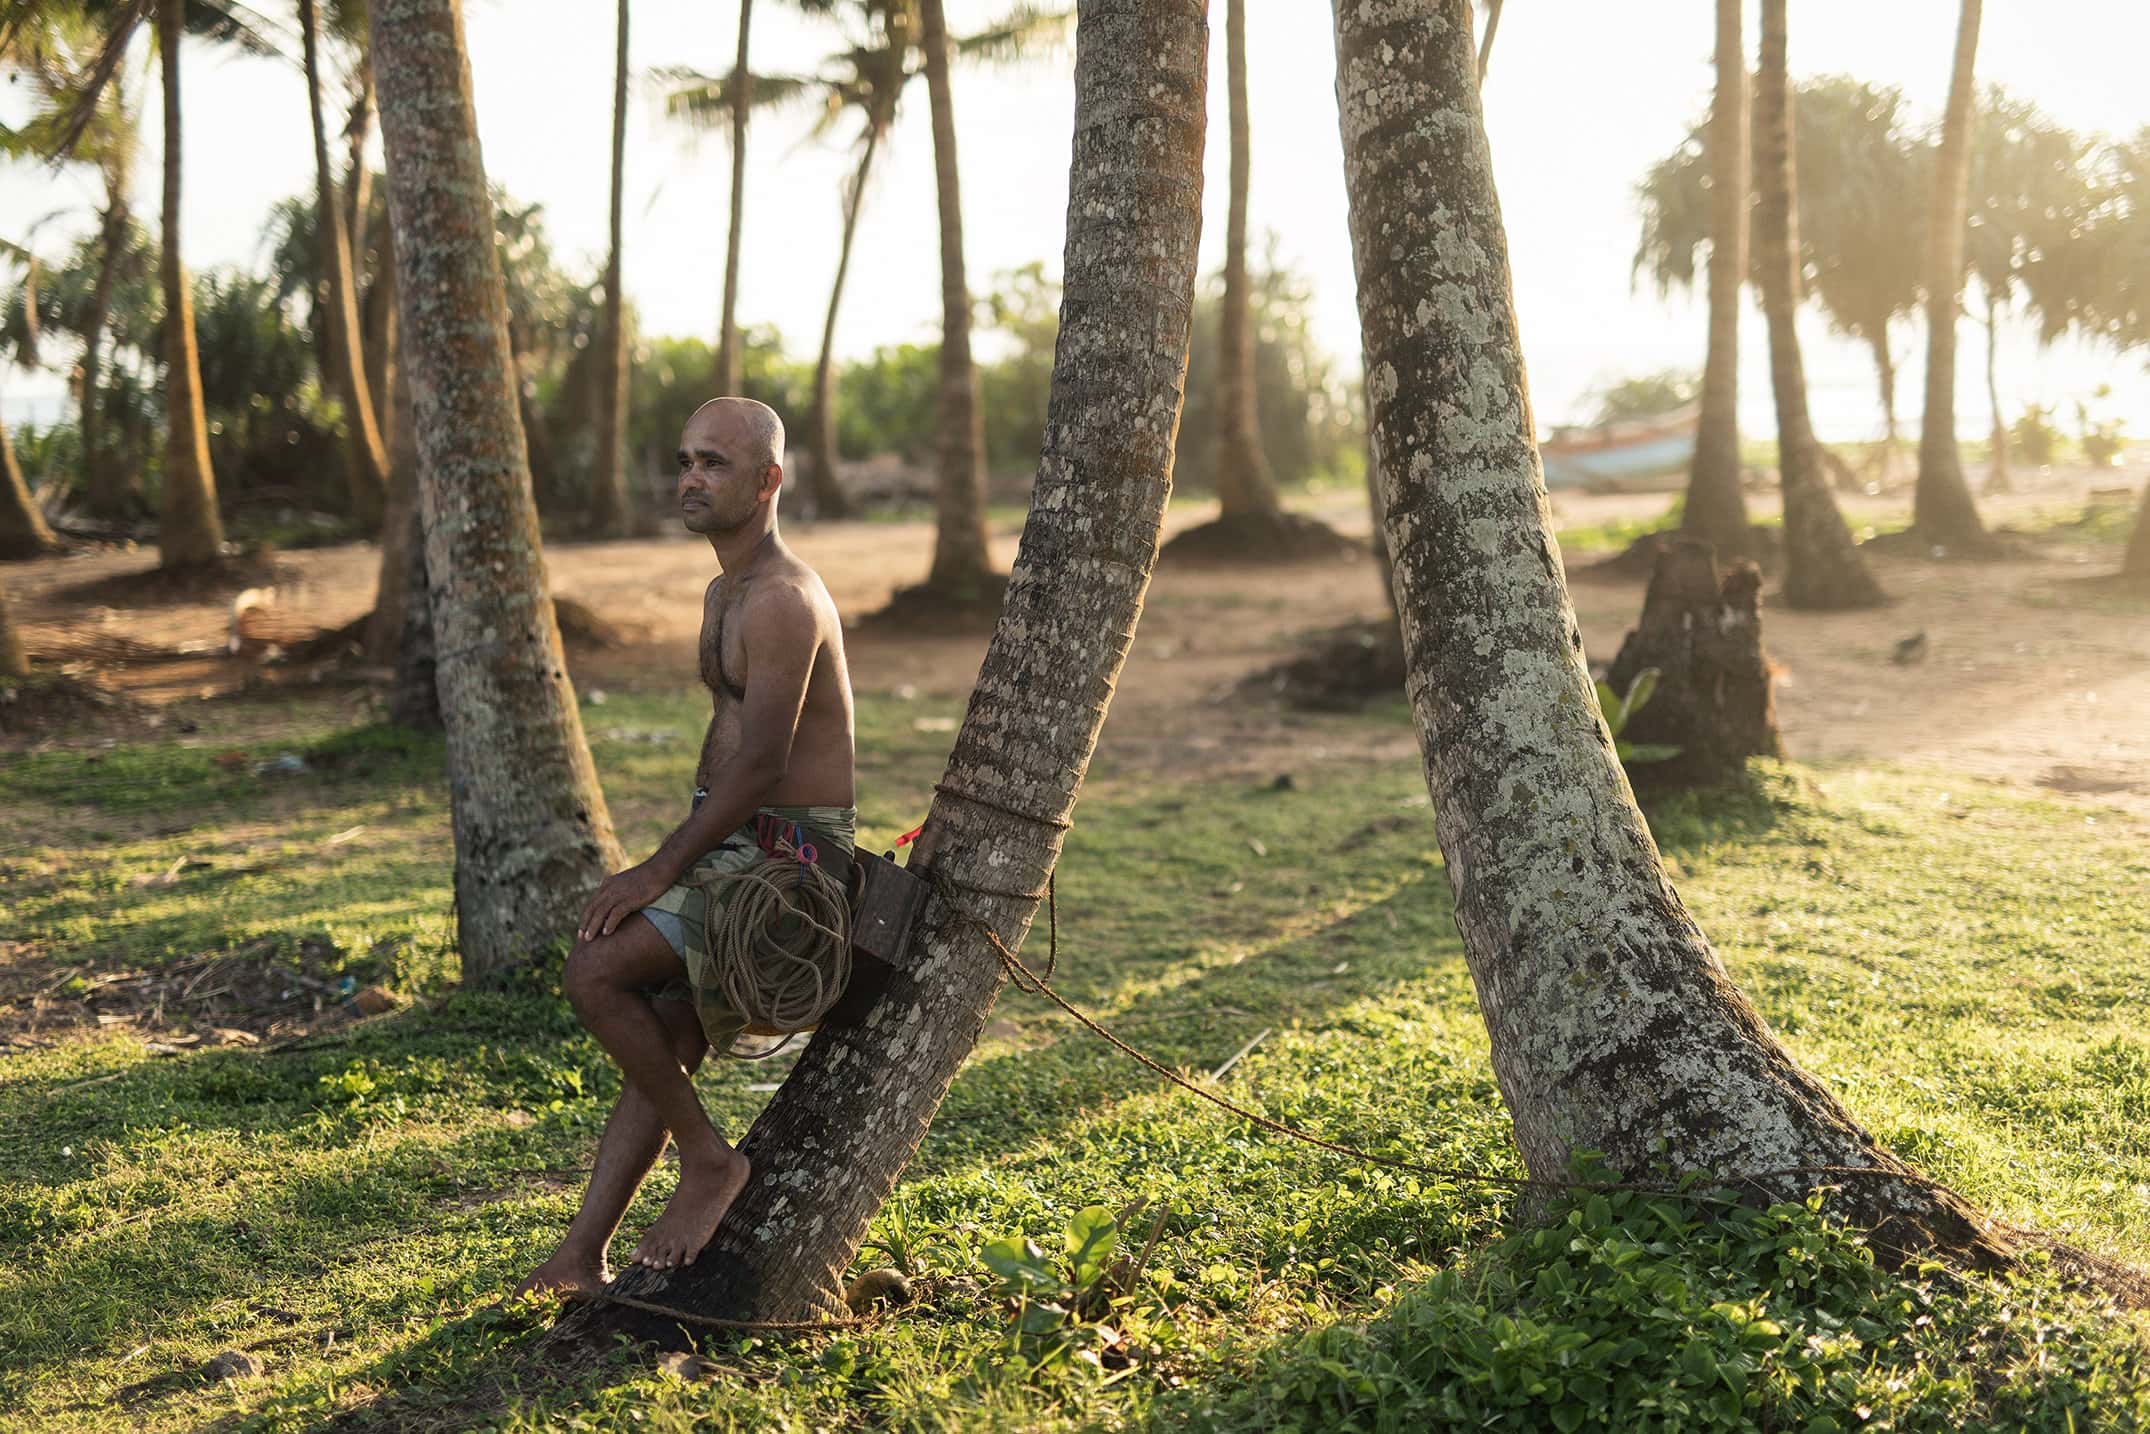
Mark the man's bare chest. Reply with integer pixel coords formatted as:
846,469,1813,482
699,583,749,703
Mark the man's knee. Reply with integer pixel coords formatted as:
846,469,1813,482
562,937,618,1019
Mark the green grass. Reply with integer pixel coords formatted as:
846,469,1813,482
3,695,2147,1430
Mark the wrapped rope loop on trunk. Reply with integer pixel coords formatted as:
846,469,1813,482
688,856,853,1035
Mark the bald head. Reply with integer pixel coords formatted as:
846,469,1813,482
690,396,784,479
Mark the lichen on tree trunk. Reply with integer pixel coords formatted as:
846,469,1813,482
557,0,1211,1345
1753,0,1884,611
1677,0,1755,563
1332,0,1994,1259
370,0,624,984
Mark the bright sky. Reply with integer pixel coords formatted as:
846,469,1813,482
4,0,2147,444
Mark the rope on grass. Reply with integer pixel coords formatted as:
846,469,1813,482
933,873,1977,1208
572,1287,874,1334
690,855,853,1035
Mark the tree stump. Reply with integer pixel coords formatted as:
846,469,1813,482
1604,538,1782,789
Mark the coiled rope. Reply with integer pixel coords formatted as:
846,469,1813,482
688,856,852,1035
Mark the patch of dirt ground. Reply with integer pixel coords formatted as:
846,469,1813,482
6,464,2147,823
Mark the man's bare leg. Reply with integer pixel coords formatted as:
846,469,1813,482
515,979,708,1297
559,915,750,1271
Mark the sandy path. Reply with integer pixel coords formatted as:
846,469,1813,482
9,467,2145,820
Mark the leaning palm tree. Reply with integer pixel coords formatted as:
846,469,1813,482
1754,0,1883,608
151,0,224,567
1680,0,1755,561
589,0,631,536
299,0,388,525
1331,0,1995,1265
369,0,625,983
1912,0,1988,550
1,399,60,559
913,0,991,594
1164,0,1343,561
715,0,753,395
0,7,144,519
556,0,1210,1339
0,567,28,675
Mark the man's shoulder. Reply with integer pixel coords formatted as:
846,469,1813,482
740,560,837,636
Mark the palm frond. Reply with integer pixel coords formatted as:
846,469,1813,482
951,3,1071,66
652,63,819,134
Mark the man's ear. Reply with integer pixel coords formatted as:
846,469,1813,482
759,463,784,503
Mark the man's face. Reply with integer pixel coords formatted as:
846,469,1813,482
676,410,770,535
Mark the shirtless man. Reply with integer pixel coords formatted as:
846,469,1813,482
517,397,856,1296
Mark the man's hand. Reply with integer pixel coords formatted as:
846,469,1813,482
579,861,676,943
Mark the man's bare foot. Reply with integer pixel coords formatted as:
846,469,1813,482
629,1148,750,1271
513,1251,611,1300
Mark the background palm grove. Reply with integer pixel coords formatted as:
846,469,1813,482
3,0,2150,1429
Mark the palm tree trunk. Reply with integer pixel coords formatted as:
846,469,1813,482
1678,0,1754,561
382,341,440,728
0,409,58,559
0,572,27,677
80,199,131,519
1215,0,1280,520
370,0,625,985
714,0,752,396
591,0,633,536
367,226,418,663
344,57,374,270
804,128,879,521
560,0,1211,1341
2123,482,2150,593
1913,0,1988,548
1755,0,1883,609
920,0,992,590
1333,0,1995,1258
1871,330,1900,474
155,0,225,570
1982,288,2009,493
301,0,390,527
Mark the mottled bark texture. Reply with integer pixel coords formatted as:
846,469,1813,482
1605,540,1782,791
1754,0,1883,611
0,575,26,677
1332,0,1994,1258
2122,483,2150,593
919,0,994,591
1913,0,1989,549
155,0,225,570
1213,0,1280,521
1678,0,1755,562
591,0,633,536
301,0,390,527
714,0,752,396
563,0,1209,1341
803,129,880,521
371,0,624,983
0,415,59,559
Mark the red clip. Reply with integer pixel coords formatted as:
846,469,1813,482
894,823,926,848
